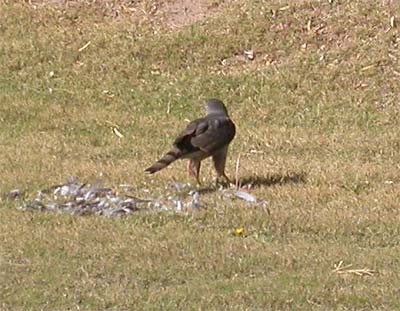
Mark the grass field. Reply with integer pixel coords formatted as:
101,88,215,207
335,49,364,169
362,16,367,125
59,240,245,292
1,0,400,310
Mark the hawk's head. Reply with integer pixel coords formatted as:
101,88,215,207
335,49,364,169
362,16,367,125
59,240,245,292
206,98,228,116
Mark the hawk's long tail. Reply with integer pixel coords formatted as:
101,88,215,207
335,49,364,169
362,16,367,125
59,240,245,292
145,148,183,174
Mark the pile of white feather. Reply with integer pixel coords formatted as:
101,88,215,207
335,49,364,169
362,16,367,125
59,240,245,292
14,177,266,217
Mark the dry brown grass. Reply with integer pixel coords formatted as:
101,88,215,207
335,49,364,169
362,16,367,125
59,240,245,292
1,0,400,310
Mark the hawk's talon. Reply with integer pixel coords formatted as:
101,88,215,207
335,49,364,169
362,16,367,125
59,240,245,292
215,175,233,188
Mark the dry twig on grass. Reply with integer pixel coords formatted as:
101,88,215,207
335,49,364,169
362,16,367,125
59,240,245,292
332,261,377,277
235,153,241,189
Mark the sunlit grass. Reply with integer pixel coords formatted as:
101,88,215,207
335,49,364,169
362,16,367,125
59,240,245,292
1,0,400,310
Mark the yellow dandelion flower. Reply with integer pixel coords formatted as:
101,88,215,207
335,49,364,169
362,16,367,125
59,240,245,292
234,227,245,236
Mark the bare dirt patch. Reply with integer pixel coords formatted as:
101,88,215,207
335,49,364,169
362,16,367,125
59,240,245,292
159,0,224,29
24,0,226,29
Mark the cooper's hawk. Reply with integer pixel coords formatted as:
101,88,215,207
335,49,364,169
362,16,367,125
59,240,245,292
145,99,236,184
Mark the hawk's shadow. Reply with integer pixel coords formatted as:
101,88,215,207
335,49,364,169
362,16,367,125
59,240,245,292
198,171,306,194
239,171,307,188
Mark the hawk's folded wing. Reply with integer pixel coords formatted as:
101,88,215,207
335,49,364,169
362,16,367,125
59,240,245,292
173,116,236,155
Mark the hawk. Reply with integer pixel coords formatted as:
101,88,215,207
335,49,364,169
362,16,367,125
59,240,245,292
145,99,236,184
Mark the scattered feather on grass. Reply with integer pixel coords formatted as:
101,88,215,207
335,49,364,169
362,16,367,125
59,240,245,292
18,177,270,217
20,177,151,217
233,190,258,203
19,178,205,217
3,189,22,200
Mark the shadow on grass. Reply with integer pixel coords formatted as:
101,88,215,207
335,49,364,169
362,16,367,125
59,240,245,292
197,172,306,194
239,172,307,188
